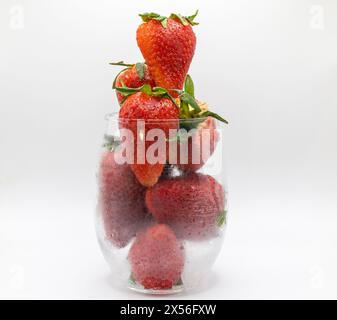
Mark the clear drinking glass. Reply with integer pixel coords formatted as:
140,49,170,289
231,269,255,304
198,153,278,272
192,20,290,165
95,113,228,294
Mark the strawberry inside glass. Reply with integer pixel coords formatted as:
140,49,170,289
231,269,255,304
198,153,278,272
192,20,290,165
96,10,228,294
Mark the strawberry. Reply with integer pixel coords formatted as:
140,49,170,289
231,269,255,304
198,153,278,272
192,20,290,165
110,61,155,104
145,173,225,239
137,11,198,95
98,150,149,247
115,76,227,186
128,224,184,290
168,77,224,171
118,88,180,187
175,116,219,172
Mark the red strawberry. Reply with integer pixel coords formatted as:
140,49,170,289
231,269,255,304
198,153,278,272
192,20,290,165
112,62,155,104
146,173,225,239
174,117,219,172
98,150,149,247
119,91,179,187
137,12,197,95
128,224,184,289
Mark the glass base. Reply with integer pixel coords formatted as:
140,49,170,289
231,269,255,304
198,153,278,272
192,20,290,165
128,281,184,295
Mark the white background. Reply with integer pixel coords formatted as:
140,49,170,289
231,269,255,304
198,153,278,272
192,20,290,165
1,0,337,299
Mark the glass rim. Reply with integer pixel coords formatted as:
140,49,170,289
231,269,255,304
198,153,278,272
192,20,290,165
105,112,215,124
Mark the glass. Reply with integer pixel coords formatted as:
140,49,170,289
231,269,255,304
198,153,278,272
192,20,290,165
95,113,228,294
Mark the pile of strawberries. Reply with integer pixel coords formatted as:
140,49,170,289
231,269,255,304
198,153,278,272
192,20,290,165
98,11,227,290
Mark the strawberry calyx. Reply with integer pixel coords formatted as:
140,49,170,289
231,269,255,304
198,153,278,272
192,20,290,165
115,84,178,107
170,10,199,26
139,10,199,28
177,75,229,124
115,76,228,125
139,12,168,28
110,61,147,88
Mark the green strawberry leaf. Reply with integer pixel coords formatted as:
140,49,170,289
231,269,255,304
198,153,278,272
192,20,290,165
151,86,168,96
169,13,189,26
115,84,179,108
179,118,205,131
139,12,168,28
216,210,227,227
201,111,229,124
103,134,121,151
135,62,145,80
186,10,199,26
184,74,195,98
170,10,199,26
160,17,168,28
140,11,198,28
115,83,152,96
180,92,201,113
152,87,179,108
139,12,161,20
109,61,134,67
180,101,191,119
